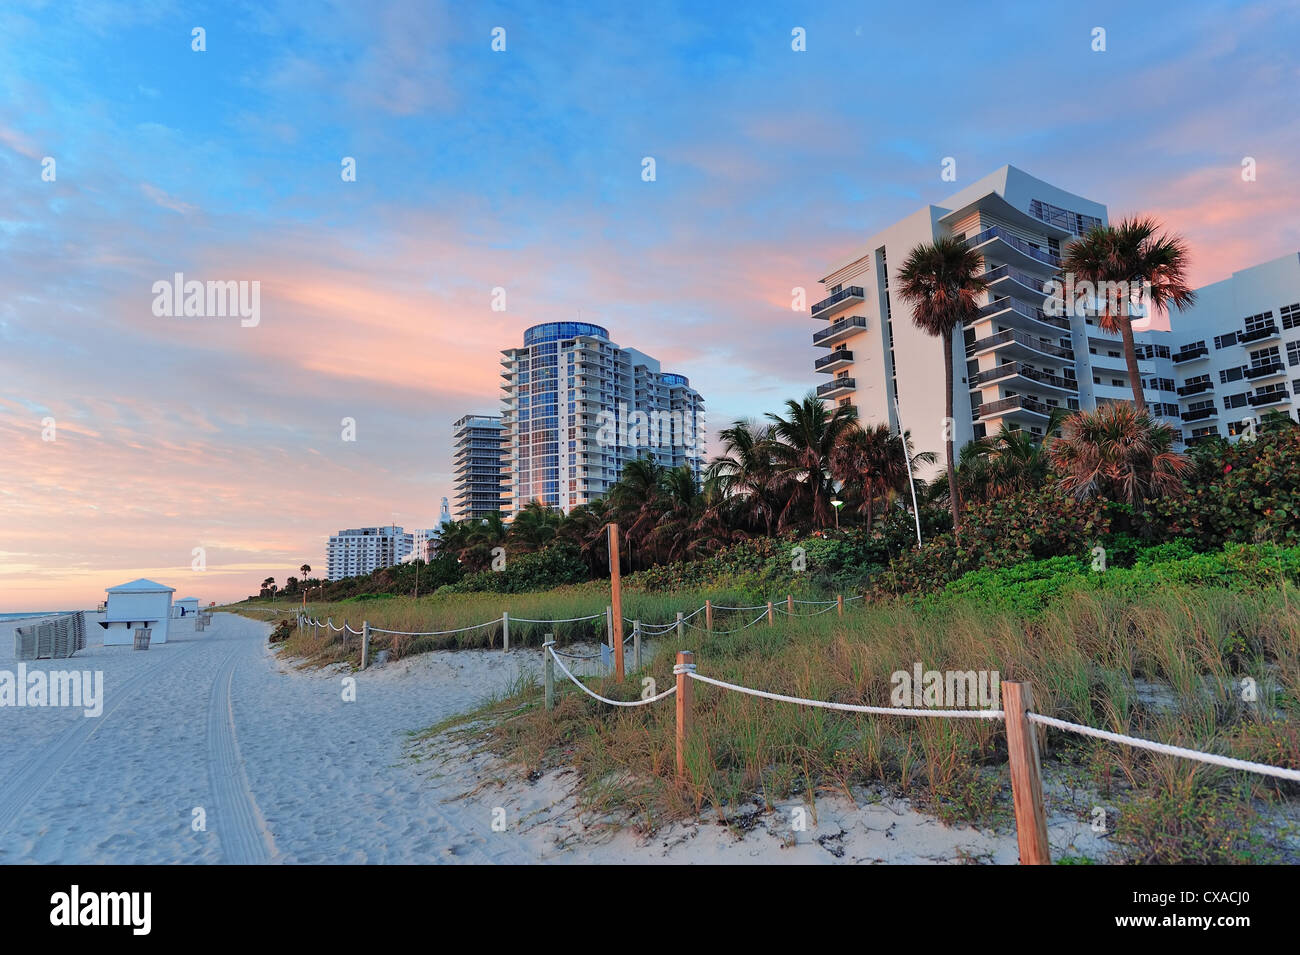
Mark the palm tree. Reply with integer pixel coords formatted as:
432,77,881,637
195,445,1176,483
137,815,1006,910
299,563,311,579
706,419,778,534
650,465,706,562
508,501,563,552
462,512,508,570
831,423,934,530
896,237,989,534
607,457,667,565
1049,403,1190,511
1060,216,1196,411
765,392,858,529
261,576,276,596
956,411,1065,503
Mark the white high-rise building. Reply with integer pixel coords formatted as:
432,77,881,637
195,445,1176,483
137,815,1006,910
810,165,1200,473
500,322,704,516
452,414,506,520
326,526,412,581
1166,252,1300,443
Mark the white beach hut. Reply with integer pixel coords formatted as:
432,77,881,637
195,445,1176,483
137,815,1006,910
174,596,200,619
100,578,175,645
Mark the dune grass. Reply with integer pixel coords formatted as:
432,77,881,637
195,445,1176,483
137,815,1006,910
428,585,1300,864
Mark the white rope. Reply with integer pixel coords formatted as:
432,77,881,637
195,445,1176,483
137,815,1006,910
370,620,497,637
1027,713,1300,782
327,621,344,632
547,647,677,706
345,624,362,635
776,603,839,617
551,647,602,660
712,603,769,611
510,613,605,624
686,671,1004,719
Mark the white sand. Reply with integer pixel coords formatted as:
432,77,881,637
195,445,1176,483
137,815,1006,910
0,611,1110,864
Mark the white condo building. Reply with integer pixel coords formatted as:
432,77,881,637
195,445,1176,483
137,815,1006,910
501,322,704,517
452,414,506,520
1165,252,1300,443
809,165,1265,473
326,526,413,581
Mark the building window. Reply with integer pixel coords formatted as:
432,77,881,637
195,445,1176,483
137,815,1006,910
1281,303,1300,330
1224,393,1249,410
1215,332,1238,349
1287,341,1300,366
1242,311,1276,333
1220,366,1244,383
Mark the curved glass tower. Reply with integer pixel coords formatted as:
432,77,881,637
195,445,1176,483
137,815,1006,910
501,322,704,515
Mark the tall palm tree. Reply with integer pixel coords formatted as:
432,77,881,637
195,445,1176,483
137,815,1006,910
1049,403,1190,511
299,563,311,579
896,236,989,534
1060,216,1196,411
765,392,858,529
706,419,778,534
651,465,706,561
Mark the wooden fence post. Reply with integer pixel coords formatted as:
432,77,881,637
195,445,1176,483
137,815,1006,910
675,650,694,783
676,611,684,640
837,594,844,616
543,633,555,711
608,523,624,684
767,601,774,626
1003,681,1051,865
787,594,794,615
361,621,370,670
633,620,642,671
501,611,509,652
705,600,713,633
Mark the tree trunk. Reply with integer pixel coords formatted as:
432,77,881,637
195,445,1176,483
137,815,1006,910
1118,309,1147,412
944,334,961,535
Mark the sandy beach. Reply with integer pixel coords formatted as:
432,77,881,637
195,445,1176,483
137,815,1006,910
0,611,1110,864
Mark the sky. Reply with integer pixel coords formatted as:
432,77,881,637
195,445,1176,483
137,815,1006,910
2,0,1299,610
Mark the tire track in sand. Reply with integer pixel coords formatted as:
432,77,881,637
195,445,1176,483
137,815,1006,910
206,641,278,864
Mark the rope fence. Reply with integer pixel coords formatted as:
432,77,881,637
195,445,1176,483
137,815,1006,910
538,643,1300,866
292,588,864,672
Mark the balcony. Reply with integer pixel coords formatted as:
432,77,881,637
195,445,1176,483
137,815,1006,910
1181,406,1218,422
813,315,868,347
970,361,1076,394
1239,324,1281,344
975,395,1054,421
816,377,856,398
1244,360,1285,380
814,350,853,373
966,226,1062,269
1249,389,1290,407
968,328,1075,364
975,297,1070,335
1172,345,1209,363
1176,379,1214,397
982,264,1050,298
810,286,865,319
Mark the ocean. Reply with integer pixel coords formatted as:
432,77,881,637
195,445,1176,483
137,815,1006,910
0,611,79,622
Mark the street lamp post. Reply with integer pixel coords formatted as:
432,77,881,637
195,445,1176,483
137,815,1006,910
831,497,844,530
